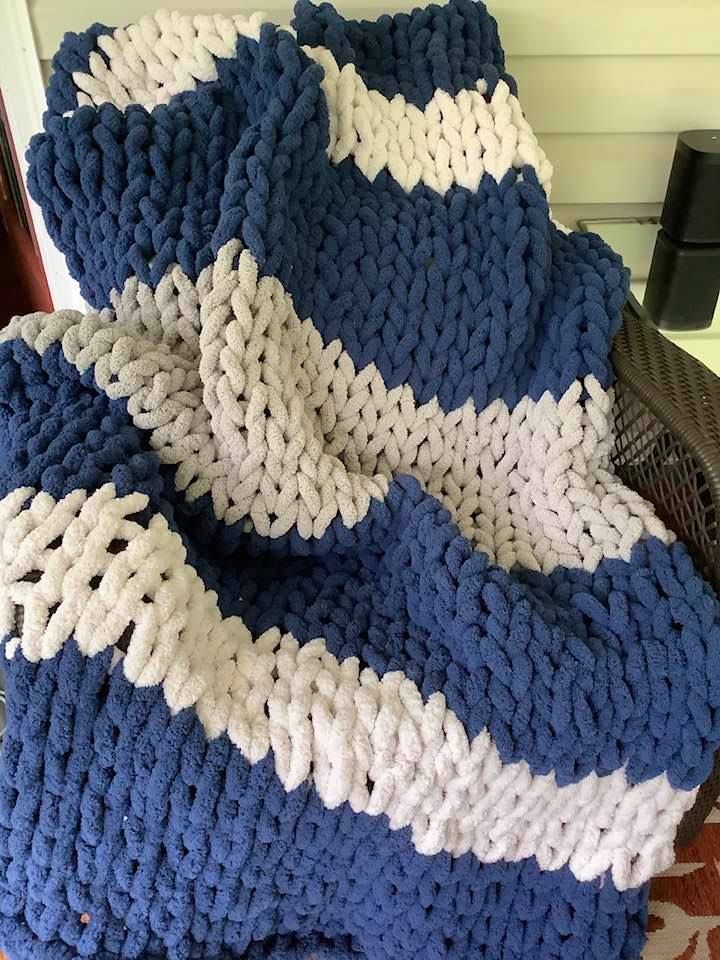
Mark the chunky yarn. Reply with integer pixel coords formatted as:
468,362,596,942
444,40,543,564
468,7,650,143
1,3,719,959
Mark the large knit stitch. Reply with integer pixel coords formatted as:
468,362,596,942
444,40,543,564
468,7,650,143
1,4,720,960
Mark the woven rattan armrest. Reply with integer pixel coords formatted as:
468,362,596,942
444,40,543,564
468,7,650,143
611,294,720,844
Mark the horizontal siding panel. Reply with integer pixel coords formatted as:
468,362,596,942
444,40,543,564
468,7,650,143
493,1,720,57
542,133,677,204
30,0,720,60
510,56,720,134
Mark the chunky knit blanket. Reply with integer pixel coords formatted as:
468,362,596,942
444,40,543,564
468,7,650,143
1,3,720,959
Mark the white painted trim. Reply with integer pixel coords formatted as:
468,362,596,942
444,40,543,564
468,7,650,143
0,0,86,312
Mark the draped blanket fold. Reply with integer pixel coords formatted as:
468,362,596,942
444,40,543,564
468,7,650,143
1,2,719,958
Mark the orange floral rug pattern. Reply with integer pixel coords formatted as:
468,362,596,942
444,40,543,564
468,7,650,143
645,800,720,959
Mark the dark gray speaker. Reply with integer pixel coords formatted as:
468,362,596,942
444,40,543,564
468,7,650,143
644,130,720,330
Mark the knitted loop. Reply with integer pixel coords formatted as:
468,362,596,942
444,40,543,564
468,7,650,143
27,0,624,422
3,4,720,960
0,482,700,896
0,257,669,566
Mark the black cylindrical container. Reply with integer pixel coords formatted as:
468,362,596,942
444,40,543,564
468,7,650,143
644,130,720,330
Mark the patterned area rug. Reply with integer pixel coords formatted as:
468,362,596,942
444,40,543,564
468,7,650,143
645,800,720,959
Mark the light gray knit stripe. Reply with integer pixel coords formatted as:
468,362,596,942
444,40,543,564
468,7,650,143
67,12,553,198
0,240,671,572
0,483,694,892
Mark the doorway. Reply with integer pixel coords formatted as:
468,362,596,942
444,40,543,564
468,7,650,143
0,89,52,326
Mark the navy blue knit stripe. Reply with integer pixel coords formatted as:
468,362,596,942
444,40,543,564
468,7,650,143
2,340,719,791
240,530,720,791
28,27,628,411
0,341,167,524
41,2,512,126
227,158,627,409
29,27,290,310
0,641,649,960
292,0,515,108
44,22,113,117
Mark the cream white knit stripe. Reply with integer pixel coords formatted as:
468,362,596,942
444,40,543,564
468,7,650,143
0,483,695,892
1,240,671,573
67,12,552,196
71,11,269,111
308,46,553,194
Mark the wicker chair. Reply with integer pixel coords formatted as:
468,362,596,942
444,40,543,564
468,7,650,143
612,292,720,844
